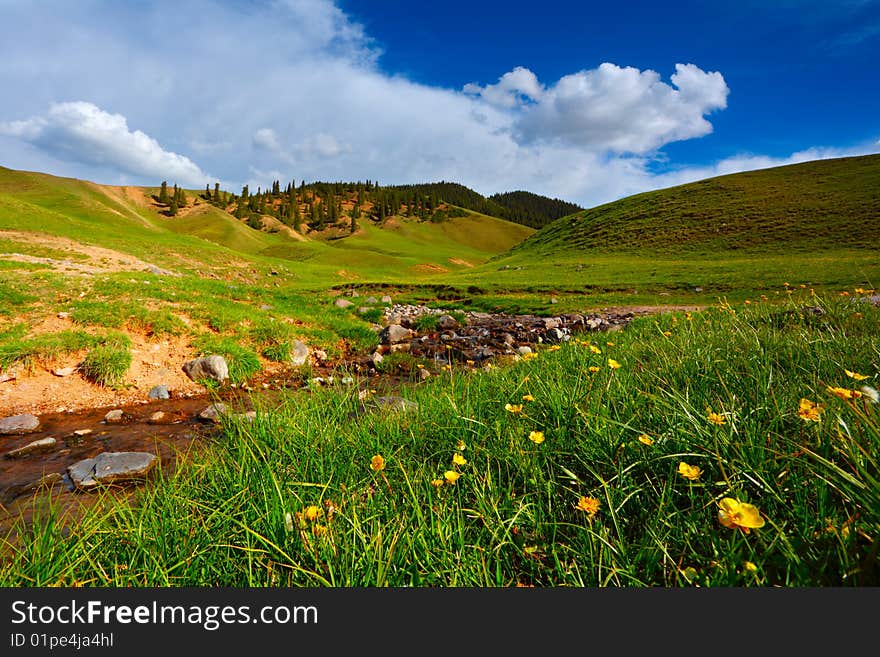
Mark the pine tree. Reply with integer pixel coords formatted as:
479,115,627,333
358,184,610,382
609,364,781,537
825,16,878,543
169,198,178,216
159,181,169,205
349,205,358,234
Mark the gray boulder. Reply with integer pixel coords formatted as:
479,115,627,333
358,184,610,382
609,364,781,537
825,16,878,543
0,413,40,435
436,315,459,331
148,384,170,400
381,295,393,304
67,452,158,491
335,298,354,309
4,437,57,459
380,324,414,345
182,355,229,384
198,403,229,423
290,340,309,366
104,409,126,424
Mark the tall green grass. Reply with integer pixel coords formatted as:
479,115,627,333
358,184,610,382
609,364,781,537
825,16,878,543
3,293,877,586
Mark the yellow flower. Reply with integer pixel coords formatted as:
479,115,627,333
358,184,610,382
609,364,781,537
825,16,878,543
589,345,602,354
370,454,386,471
797,398,822,422
547,345,561,352
606,341,615,347
575,496,600,517
662,331,672,337
522,352,538,361
522,394,535,401
505,403,523,414
588,366,600,373
452,453,467,466
706,410,727,425
637,434,654,446
744,300,751,305
431,478,445,488
685,312,693,320
845,369,869,381
456,440,466,451
466,359,475,366
826,386,862,400
303,505,321,522
678,462,702,481
717,497,766,534
608,359,621,369
744,561,758,573
444,470,461,484
528,431,545,444
312,524,327,537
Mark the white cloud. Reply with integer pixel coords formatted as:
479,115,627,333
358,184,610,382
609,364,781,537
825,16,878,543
463,66,544,109
513,63,728,153
0,102,210,186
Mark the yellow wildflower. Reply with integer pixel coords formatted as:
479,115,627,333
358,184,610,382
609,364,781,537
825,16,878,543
522,393,535,401
588,366,600,373
575,496,600,518
678,462,702,481
608,359,621,369
547,345,561,352
431,478,445,488
444,470,461,484
456,440,466,451
312,524,327,537
637,434,654,446
826,386,862,400
744,561,758,573
663,331,672,337
606,341,615,346
797,398,822,422
845,369,869,381
452,453,467,466
522,352,538,361
706,410,727,425
717,497,766,534
528,431,545,444
505,403,523,414
589,345,601,354
303,505,321,522
370,454,386,472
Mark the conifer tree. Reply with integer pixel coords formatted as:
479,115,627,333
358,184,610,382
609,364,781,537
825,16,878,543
159,181,169,205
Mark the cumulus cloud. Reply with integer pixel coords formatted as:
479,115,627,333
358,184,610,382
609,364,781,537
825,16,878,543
463,66,544,109
510,63,728,153
0,101,210,186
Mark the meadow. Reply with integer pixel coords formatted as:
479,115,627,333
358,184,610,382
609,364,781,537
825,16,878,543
2,291,877,586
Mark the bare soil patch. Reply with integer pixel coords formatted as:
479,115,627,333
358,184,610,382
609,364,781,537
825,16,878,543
0,230,174,276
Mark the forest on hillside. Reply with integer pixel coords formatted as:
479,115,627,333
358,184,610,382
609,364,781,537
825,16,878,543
153,178,582,234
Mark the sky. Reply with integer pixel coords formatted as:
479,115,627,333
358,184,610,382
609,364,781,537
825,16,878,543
0,0,878,207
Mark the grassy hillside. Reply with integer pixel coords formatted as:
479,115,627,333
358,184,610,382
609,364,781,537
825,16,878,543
0,166,535,386
509,155,880,257
429,155,880,311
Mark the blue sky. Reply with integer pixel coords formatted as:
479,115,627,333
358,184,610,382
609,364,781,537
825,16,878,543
0,0,877,207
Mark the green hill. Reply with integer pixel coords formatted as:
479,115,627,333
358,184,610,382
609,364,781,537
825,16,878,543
509,154,880,257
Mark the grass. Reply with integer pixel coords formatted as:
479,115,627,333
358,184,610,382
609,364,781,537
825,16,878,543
2,293,877,586
79,336,132,387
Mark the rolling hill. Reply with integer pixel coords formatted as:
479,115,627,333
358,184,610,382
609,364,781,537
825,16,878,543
506,154,880,257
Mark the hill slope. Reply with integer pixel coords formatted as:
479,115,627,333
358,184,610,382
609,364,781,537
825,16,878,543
508,154,880,257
